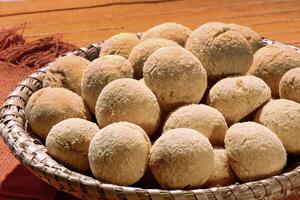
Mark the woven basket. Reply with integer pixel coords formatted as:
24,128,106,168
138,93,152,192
1,37,300,200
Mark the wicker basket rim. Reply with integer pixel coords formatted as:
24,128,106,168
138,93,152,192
1,37,300,200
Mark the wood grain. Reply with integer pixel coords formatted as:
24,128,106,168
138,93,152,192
0,0,299,47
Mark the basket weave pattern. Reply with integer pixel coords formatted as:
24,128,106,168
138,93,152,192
1,38,300,200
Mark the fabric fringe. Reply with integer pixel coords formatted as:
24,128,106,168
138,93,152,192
0,25,77,68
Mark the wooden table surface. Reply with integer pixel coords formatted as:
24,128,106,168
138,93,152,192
1,0,300,47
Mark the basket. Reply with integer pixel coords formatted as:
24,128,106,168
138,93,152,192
1,37,300,200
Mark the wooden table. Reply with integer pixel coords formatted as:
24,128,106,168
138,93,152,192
1,0,300,47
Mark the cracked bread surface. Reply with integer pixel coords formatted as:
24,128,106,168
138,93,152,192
207,75,271,124
228,23,263,53
43,55,90,96
203,147,237,187
95,78,161,136
99,32,139,59
25,87,91,139
255,99,300,154
248,44,300,97
185,22,253,80
46,118,99,173
143,46,207,112
163,104,228,145
140,22,191,46
225,122,286,182
128,38,179,79
279,67,300,103
81,55,133,113
88,122,151,185
149,128,214,189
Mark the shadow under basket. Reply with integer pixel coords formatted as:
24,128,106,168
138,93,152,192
1,37,300,200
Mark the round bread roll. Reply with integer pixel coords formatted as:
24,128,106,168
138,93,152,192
46,118,99,173
185,22,253,80
203,147,237,187
225,122,286,182
207,75,271,124
43,55,90,95
229,23,263,52
128,38,179,79
149,128,214,189
99,32,139,58
248,44,300,97
163,104,228,145
143,46,207,112
279,67,300,103
81,55,133,113
255,99,300,154
141,22,191,46
88,122,151,185
25,87,90,139
95,78,161,136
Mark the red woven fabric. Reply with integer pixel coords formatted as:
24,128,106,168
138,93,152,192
0,63,58,200
0,26,78,199
0,63,79,200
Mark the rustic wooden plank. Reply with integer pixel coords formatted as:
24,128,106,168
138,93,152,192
0,0,178,16
0,0,299,47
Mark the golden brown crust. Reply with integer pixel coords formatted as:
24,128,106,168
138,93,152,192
95,78,161,136
255,99,300,154
163,104,228,145
203,147,237,187
149,128,214,189
225,122,286,182
25,87,91,139
88,122,151,185
228,23,263,53
143,46,207,112
128,38,179,79
81,55,133,113
99,32,139,58
46,118,99,173
279,67,300,103
185,22,253,80
141,22,191,46
207,75,271,124
248,44,300,97
43,55,90,95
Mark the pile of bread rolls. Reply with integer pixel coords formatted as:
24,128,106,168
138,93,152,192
25,22,300,189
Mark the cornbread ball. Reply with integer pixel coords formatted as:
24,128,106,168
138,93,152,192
225,122,286,182
139,78,146,84
229,23,263,52
204,147,237,187
248,44,300,97
88,122,151,185
207,75,271,124
185,22,253,80
163,104,228,145
46,118,99,173
279,67,300,103
99,33,139,58
128,38,179,79
25,87,91,139
143,46,207,111
95,78,160,136
255,99,300,154
43,55,90,95
81,55,133,113
149,128,214,189
141,22,191,46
